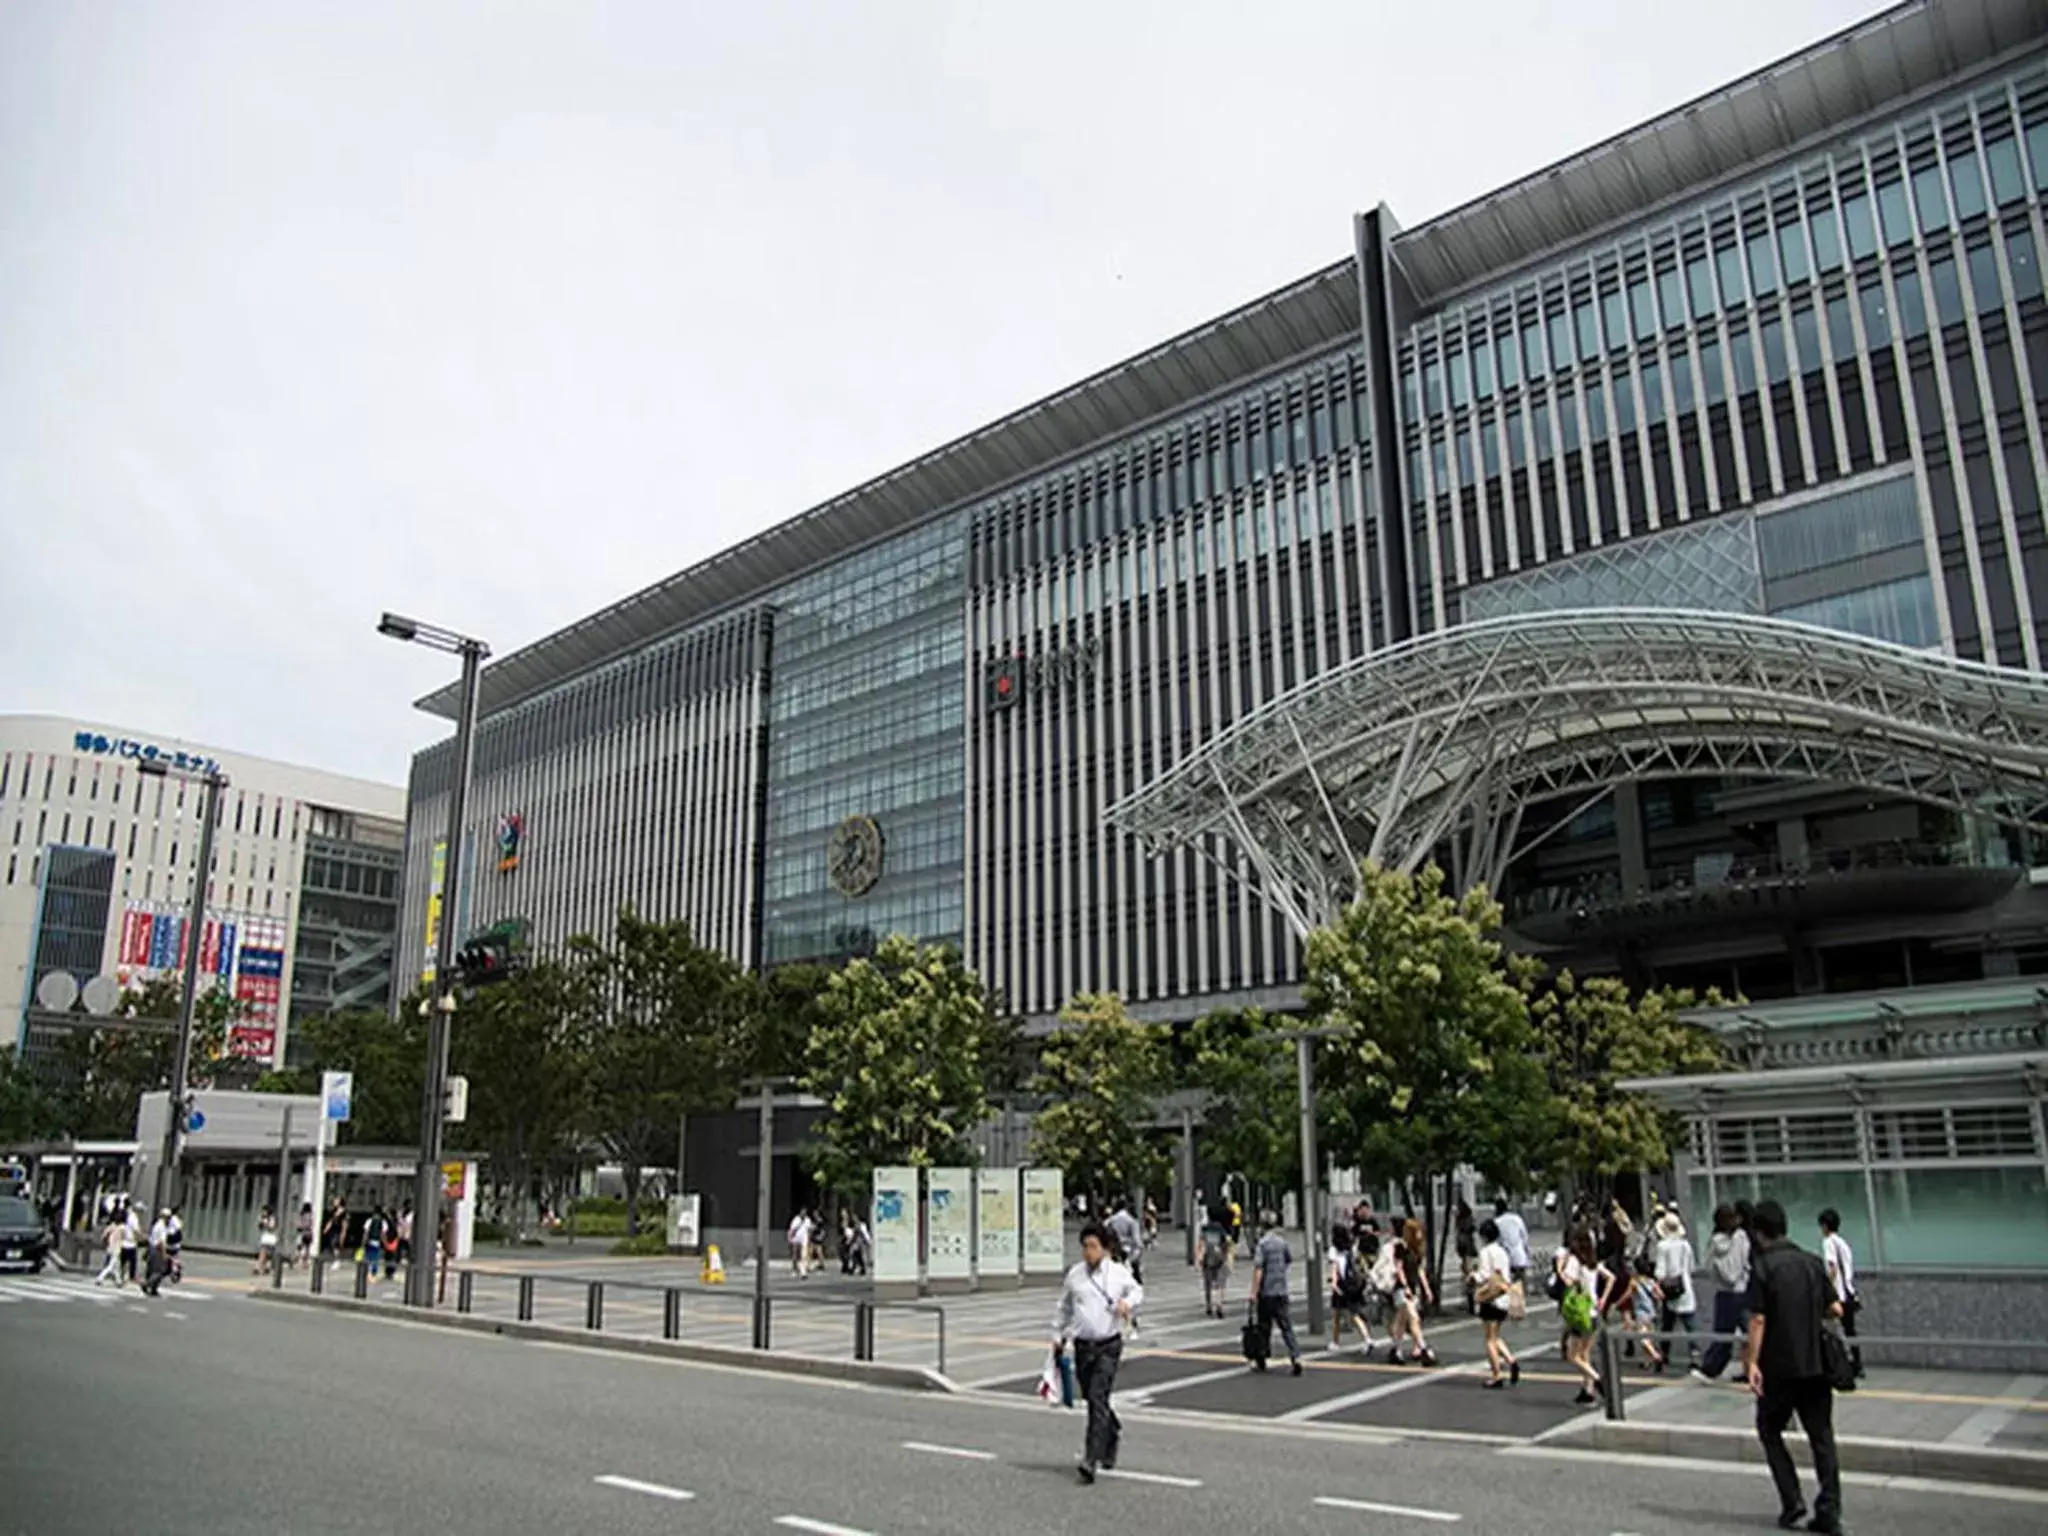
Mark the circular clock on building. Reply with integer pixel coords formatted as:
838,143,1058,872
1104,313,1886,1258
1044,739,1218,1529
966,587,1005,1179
827,814,884,898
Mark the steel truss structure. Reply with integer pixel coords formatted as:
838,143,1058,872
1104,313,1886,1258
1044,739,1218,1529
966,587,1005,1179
1106,609,2048,937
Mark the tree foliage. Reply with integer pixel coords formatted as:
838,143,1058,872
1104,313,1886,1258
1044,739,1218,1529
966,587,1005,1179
1184,1006,1299,1190
451,959,591,1235
1028,993,1171,1203
1529,970,1726,1194
573,911,751,1233
1308,862,1556,1226
27,977,242,1141
0,1052,62,1144
255,1004,428,1146
747,963,834,1085
803,936,995,1198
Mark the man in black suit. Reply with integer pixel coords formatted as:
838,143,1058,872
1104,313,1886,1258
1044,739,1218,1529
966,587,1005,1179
1746,1200,1844,1534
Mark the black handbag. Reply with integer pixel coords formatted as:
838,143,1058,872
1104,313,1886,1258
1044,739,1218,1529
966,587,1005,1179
1820,1322,1858,1392
1240,1301,1262,1361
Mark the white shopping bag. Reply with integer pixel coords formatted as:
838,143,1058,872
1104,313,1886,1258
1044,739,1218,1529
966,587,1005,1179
1037,1348,1062,1406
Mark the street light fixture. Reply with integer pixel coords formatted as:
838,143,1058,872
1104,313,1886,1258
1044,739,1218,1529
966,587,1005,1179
136,756,229,1216
1277,1022,1346,1337
380,611,489,1308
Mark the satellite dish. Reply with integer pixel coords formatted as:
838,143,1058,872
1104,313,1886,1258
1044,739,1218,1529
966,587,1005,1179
82,975,121,1016
35,972,79,1014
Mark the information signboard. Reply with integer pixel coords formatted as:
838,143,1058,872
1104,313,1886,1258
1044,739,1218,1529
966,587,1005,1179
871,1166,919,1284
1022,1167,1065,1276
975,1166,1020,1281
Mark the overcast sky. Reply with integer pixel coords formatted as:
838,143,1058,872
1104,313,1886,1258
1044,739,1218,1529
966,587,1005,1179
1,0,1886,787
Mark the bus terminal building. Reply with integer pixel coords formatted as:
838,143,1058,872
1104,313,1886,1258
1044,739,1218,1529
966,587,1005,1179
405,2,2048,1036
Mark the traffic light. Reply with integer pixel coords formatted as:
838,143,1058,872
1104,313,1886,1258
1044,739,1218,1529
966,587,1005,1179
452,918,531,987
985,654,1023,711
454,938,507,986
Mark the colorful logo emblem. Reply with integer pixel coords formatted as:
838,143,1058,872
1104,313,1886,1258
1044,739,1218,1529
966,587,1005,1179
496,812,525,874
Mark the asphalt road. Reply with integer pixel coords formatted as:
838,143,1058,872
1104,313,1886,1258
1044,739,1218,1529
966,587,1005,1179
3,1271,2045,1536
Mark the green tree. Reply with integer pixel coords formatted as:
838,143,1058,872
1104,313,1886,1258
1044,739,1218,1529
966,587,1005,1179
452,959,592,1237
1028,993,1172,1205
0,1052,61,1144
802,936,995,1199
575,911,751,1235
256,1004,427,1146
747,962,834,1084
33,977,241,1140
1308,862,1558,1286
1529,971,1726,1203
1184,1006,1299,1192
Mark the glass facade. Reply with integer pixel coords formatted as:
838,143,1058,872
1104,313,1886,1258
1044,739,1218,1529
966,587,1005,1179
969,346,1377,1014
1686,1097,2048,1272
20,845,115,1063
289,813,403,1034
1400,58,2048,671
760,515,966,966
1461,472,1940,648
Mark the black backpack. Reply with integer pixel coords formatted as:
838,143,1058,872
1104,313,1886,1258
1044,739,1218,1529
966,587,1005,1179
1335,1250,1368,1305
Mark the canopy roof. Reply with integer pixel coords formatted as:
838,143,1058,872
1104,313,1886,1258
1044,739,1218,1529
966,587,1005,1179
1106,609,2048,935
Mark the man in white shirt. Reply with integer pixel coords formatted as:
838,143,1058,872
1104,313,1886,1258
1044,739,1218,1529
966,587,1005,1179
1818,1208,1862,1380
1492,1198,1531,1282
1052,1220,1143,1484
141,1209,170,1297
787,1211,812,1278
120,1201,141,1285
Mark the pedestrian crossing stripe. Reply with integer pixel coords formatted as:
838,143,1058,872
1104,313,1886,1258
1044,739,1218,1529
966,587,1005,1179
0,1275,214,1305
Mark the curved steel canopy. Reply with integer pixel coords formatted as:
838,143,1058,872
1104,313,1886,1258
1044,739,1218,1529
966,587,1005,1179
1105,609,2048,937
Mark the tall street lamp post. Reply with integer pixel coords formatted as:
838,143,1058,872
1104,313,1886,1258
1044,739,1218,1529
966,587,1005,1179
141,758,228,1216
379,611,488,1309
1278,1023,1346,1337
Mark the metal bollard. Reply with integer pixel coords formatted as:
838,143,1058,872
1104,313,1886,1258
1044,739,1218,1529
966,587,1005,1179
354,1260,369,1300
457,1271,474,1314
662,1287,682,1341
311,1258,325,1295
752,1294,772,1351
1600,1327,1627,1421
586,1280,605,1331
272,1257,285,1291
517,1274,535,1322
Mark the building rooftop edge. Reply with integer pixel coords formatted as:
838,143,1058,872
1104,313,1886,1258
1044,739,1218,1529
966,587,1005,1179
416,257,1362,723
0,712,406,809
1388,0,2048,304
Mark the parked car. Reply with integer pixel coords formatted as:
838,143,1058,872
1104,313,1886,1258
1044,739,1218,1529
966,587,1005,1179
0,1195,50,1273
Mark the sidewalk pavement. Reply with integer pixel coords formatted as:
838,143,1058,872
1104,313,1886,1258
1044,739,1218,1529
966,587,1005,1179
1589,1368,2048,1466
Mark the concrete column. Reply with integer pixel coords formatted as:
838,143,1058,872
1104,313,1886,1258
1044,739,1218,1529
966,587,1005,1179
1614,781,1648,895
1776,815,1811,874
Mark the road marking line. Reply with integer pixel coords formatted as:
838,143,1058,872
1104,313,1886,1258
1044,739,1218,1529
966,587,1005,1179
776,1517,875,1536
164,1310,188,1321
593,1474,695,1502
1279,1362,1484,1421
1947,1373,2047,1445
1314,1495,1461,1522
1096,1468,1203,1488
1121,1361,1263,1403
127,1305,147,1314
902,1441,996,1461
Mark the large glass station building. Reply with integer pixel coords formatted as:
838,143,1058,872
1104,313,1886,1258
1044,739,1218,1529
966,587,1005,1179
400,0,2048,1023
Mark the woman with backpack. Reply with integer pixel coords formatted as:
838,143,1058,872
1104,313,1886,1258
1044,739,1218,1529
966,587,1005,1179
381,1207,402,1280
1554,1220,1610,1405
1199,1203,1232,1318
1327,1224,1376,1355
